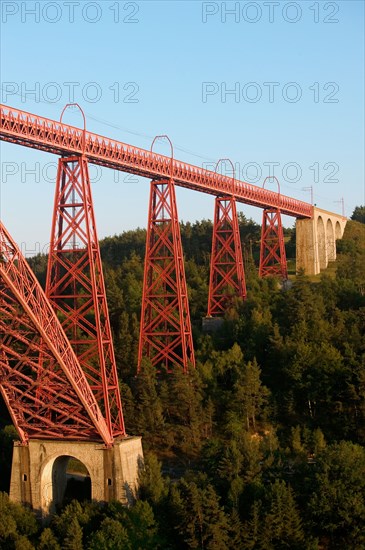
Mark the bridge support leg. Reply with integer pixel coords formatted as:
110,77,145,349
259,209,288,279
207,196,246,317
296,217,319,275
9,437,143,518
138,179,195,373
46,155,125,438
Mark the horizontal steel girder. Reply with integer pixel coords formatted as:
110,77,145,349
0,104,312,218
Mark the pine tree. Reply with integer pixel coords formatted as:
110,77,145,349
261,480,306,549
14,536,35,550
241,500,261,550
171,480,230,549
87,518,130,550
308,441,365,548
125,500,161,550
139,452,168,505
290,425,306,457
228,508,243,547
133,359,165,444
62,518,83,550
233,358,269,431
217,440,243,506
312,427,326,456
38,528,61,550
165,366,205,457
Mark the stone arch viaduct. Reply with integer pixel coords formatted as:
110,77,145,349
296,207,347,275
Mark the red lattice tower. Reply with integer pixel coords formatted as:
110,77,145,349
138,177,195,373
46,154,125,437
207,160,246,317
45,106,124,438
0,221,112,446
138,136,195,373
259,177,288,279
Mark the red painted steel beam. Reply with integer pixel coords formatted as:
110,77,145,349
0,221,113,446
0,104,312,218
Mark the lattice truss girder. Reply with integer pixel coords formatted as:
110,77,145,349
138,179,195,373
0,104,313,218
259,208,288,279
46,156,125,437
208,197,247,316
0,222,112,445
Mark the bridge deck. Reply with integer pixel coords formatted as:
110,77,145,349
0,104,312,218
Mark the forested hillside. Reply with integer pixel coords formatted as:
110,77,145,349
1,213,364,549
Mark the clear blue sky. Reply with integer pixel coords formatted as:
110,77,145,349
0,0,364,253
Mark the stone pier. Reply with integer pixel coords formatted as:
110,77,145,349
9,436,143,517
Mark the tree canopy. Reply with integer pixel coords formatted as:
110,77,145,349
1,212,364,549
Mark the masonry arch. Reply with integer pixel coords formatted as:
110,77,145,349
41,453,92,515
317,216,327,270
326,218,336,261
335,220,342,240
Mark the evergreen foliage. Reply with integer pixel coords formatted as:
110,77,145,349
0,212,364,549
350,205,365,224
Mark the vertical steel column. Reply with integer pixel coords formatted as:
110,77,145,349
45,154,125,438
138,178,195,373
208,196,247,316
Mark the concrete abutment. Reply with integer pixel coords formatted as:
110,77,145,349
9,437,143,518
